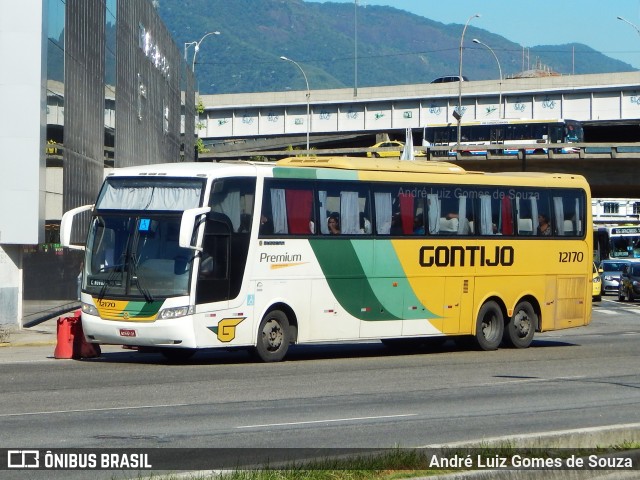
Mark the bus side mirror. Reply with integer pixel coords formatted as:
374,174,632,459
60,204,94,250
179,206,211,251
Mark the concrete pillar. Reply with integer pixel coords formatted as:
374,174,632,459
0,246,23,327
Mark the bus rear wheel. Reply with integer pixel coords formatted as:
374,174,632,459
254,310,290,362
504,301,536,348
475,301,504,351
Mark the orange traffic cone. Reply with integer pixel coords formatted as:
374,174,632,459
54,310,101,359
54,312,79,359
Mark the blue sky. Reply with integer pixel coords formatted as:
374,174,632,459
309,0,640,68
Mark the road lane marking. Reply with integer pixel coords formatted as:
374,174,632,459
0,403,190,418
596,309,619,315
237,413,418,429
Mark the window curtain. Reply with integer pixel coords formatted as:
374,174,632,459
427,194,440,234
553,197,564,235
212,191,241,232
375,192,392,234
340,191,360,234
399,193,414,234
286,189,313,234
457,196,468,235
98,186,202,211
501,196,514,235
318,191,328,234
575,198,582,235
530,197,539,235
515,197,522,232
480,195,493,235
271,188,288,234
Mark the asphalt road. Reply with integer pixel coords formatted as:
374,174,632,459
1,297,639,479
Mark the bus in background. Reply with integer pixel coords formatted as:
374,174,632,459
593,225,640,262
422,118,583,156
61,157,592,362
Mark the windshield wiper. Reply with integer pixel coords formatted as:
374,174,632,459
98,253,126,302
129,252,154,303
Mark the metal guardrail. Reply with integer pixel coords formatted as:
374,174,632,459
198,142,640,161
44,141,640,162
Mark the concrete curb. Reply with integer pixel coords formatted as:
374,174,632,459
0,340,57,348
422,423,640,450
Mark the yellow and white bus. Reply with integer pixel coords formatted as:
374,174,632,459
61,157,593,362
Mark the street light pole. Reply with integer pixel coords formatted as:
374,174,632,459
184,41,196,63
457,13,480,149
187,31,220,73
617,15,640,36
280,56,310,153
354,0,358,97
473,38,502,118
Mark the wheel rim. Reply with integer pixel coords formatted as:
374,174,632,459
262,318,283,352
512,310,532,339
482,311,501,342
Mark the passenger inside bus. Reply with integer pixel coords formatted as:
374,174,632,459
259,214,273,234
537,214,552,236
327,213,341,235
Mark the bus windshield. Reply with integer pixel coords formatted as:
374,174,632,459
610,233,640,258
83,176,207,300
84,214,193,299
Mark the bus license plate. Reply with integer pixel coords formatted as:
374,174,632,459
119,329,137,337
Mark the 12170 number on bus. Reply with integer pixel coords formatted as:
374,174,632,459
559,251,584,263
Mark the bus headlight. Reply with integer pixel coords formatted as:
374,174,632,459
158,305,194,319
81,302,99,316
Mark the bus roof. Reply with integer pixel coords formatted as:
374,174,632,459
276,156,466,174
103,158,588,189
103,161,273,178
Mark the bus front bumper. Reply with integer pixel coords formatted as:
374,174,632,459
81,314,197,349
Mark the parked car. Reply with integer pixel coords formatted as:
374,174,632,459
618,262,640,302
367,140,426,158
592,262,602,302
600,260,630,295
430,75,468,83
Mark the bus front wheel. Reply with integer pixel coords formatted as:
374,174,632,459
475,301,504,351
504,301,536,348
254,310,290,362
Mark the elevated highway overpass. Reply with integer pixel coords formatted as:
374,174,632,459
198,72,640,198
199,71,640,150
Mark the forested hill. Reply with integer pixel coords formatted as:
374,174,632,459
156,0,634,94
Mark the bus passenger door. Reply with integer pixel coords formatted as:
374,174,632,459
195,215,231,308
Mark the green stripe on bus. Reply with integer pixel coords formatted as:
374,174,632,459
127,300,164,318
273,167,359,181
309,239,437,321
356,240,438,321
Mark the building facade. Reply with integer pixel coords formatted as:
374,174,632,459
593,198,640,225
0,0,196,326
